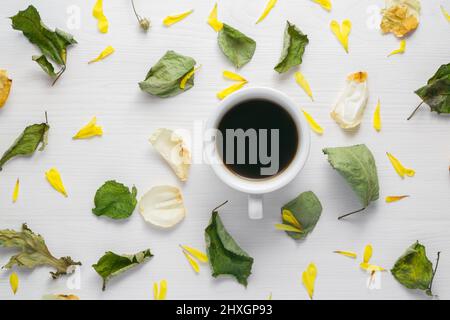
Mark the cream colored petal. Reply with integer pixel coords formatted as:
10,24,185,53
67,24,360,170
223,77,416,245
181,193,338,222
139,185,186,228
149,128,191,181
330,71,369,129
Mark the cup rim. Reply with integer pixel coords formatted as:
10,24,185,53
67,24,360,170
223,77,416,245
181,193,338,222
206,87,311,194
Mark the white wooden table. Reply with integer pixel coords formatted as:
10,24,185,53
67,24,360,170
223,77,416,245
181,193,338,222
0,0,449,300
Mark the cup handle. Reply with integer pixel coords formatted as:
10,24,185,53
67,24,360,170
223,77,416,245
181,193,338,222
248,194,263,219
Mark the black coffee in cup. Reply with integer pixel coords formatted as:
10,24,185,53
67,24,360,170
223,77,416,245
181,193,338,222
217,99,299,179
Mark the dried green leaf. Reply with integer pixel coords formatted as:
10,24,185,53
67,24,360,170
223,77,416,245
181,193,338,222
323,144,379,219
92,180,138,219
0,121,49,171
0,224,81,279
281,191,322,240
391,241,439,296
92,249,153,291
274,21,309,73
218,24,256,68
139,50,196,98
32,55,57,77
205,203,254,286
409,63,450,118
10,5,76,83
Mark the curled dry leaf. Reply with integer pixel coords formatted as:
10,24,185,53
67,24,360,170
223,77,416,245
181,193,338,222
11,6,77,85
331,71,369,130
0,119,49,171
0,223,81,279
391,241,440,296
381,0,420,38
0,70,12,108
218,24,256,68
149,128,191,181
323,144,379,219
139,185,186,228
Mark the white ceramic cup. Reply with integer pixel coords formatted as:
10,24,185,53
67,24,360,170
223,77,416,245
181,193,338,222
206,87,311,219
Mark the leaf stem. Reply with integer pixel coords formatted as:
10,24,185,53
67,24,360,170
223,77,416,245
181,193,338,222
212,200,229,213
52,65,66,86
131,0,141,21
338,207,366,220
407,101,424,120
44,111,48,124
428,251,441,295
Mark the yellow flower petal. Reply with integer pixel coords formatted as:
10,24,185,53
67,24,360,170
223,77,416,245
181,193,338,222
360,263,385,272
0,69,12,108
208,3,223,32
180,66,201,90
12,178,20,203
73,117,103,139
183,251,200,273
294,71,314,101
302,263,317,300
93,0,109,33
153,282,159,300
267,292,272,300
330,19,351,53
311,0,332,11
163,9,193,26
10,272,19,295
302,109,324,135
88,46,115,64
180,245,208,263
386,195,409,203
388,40,406,57
223,70,247,82
256,0,278,24
275,224,303,233
442,5,450,22
159,280,167,300
373,99,381,132
45,168,68,197
363,244,372,264
386,152,415,178
333,250,357,259
217,81,247,100
282,209,302,229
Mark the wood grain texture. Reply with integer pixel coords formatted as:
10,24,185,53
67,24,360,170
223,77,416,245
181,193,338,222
0,0,449,300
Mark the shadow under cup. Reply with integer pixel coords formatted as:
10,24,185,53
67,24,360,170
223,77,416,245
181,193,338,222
216,98,299,180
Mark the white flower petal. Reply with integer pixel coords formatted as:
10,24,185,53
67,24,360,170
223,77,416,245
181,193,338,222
149,128,191,181
139,186,186,228
330,72,369,129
